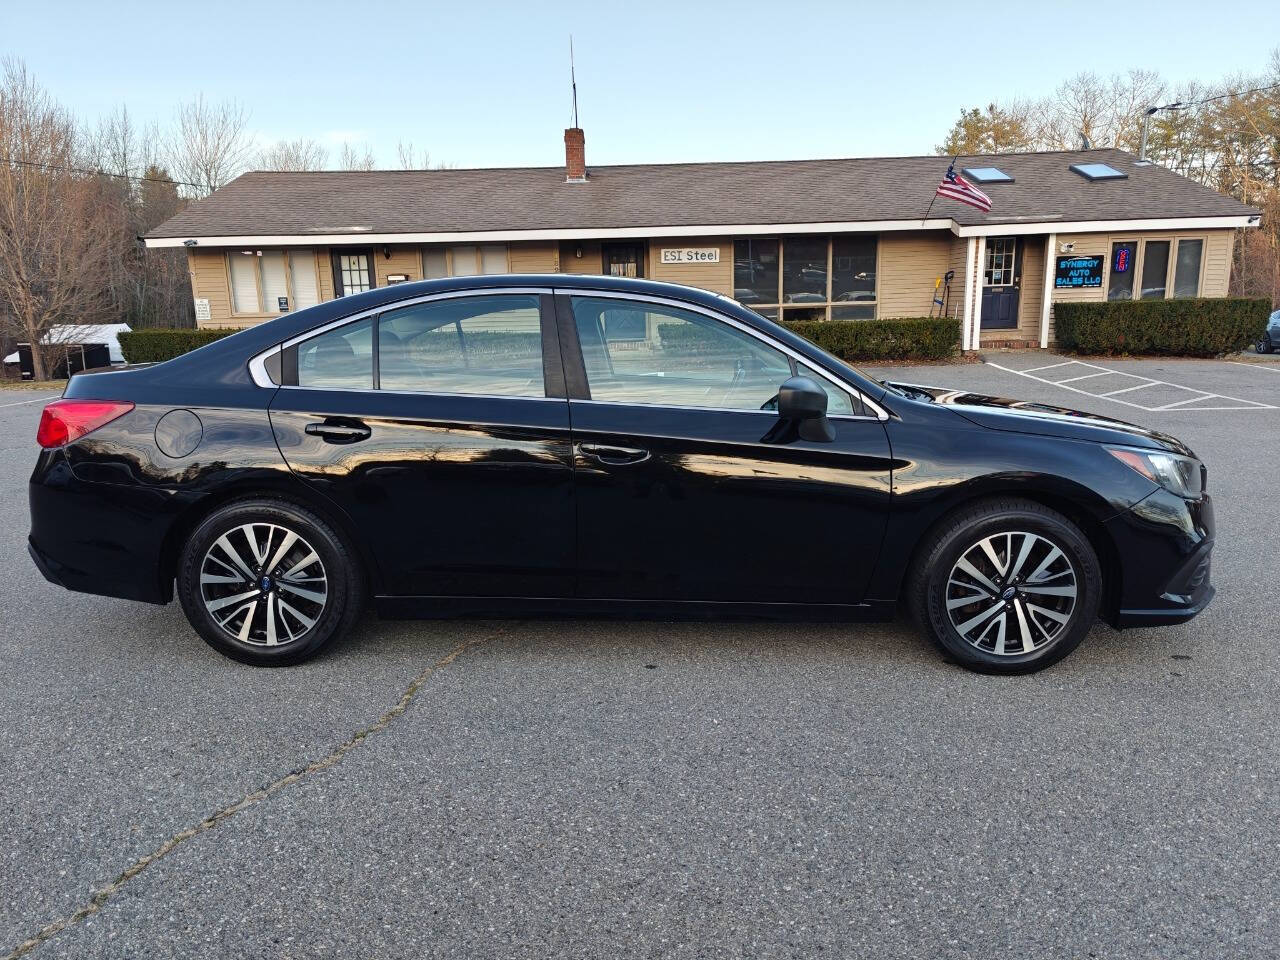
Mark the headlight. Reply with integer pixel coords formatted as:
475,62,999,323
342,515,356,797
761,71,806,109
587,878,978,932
1108,447,1204,498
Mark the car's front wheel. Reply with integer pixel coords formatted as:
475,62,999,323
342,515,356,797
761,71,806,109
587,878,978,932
177,498,363,666
1257,337,1273,355
909,498,1102,674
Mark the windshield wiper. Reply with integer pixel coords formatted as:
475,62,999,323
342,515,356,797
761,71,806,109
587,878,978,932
879,380,934,401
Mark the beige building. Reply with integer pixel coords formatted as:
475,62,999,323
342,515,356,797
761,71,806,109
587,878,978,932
144,132,1259,350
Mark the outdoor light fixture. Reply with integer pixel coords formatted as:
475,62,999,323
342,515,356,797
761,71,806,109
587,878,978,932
1059,242,1076,253
182,239,197,247
575,245,584,259
383,245,391,259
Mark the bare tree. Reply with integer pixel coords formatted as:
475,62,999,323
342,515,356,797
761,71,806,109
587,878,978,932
168,95,253,195
0,59,119,379
339,142,377,171
339,141,377,171
1034,70,1166,150
257,137,329,171
395,139,430,169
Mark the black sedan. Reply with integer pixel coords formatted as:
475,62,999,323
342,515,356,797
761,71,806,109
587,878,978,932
28,275,1214,673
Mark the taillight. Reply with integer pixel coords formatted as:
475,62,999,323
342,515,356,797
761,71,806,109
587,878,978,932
36,399,135,448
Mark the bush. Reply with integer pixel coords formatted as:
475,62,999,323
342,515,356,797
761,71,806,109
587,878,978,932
118,328,244,364
781,316,961,362
1054,298,1270,357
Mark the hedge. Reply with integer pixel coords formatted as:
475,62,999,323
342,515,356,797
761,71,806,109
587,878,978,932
118,328,244,364
781,316,961,362
1053,298,1270,357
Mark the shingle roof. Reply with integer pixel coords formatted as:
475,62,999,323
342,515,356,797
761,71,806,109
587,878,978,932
146,147,1256,240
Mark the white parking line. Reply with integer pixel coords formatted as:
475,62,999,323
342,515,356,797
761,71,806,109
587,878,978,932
1056,371,1115,384
1101,382,1159,396
0,394,58,408
1020,361,1076,374
1225,360,1280,374
983,360,1275,412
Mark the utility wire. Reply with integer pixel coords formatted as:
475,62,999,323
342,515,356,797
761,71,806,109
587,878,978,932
1152,80,1280,113
0,156,203,189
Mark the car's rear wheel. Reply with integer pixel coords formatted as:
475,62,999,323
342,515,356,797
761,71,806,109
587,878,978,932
177,499,363,666
909,498,1101,674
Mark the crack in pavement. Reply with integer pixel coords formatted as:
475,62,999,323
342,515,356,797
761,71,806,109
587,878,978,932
3,632,497,960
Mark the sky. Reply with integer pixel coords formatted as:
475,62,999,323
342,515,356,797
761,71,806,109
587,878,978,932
3,0,1278,170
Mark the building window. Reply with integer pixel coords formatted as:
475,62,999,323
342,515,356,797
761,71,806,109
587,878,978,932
733,235,877,321
334,251,374,296
1173,239,1203,298
1108,238,1203,302
1140,240,1171,299
1106,241,1138,301
422,244,508,278
984,237,1016,286
227,249,319,315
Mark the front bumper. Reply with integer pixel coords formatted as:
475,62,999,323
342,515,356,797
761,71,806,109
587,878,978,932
1106,489,1215,628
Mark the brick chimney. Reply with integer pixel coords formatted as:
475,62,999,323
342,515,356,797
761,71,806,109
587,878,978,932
564,127,586,182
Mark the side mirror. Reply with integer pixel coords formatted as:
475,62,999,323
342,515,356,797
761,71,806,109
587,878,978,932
777,375,834,443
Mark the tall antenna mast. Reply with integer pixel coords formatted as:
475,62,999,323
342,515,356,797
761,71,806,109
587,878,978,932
570,35,579,128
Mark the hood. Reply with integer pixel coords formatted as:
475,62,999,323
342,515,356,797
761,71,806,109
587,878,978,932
887,382,1196,457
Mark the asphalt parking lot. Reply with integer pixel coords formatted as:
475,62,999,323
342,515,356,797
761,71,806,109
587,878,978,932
1,354,1278,959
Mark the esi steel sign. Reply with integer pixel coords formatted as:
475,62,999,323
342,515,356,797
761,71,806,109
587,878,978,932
660,247,721,264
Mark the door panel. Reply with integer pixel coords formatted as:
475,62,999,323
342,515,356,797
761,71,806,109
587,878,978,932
557,291,892,604
271,392,574,597
569,403,892,602
270,291,574,598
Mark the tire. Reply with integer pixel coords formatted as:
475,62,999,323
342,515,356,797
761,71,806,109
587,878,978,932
907,498,1101,674
1257,338,1272,355
177,498,364,666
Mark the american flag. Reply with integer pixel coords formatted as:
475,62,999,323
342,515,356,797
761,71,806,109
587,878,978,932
935,163,992,212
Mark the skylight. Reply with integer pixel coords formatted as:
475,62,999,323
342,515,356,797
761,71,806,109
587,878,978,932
963,167,1014,183
1070,162,1128,182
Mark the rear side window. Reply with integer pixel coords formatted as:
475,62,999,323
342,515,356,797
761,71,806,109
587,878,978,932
296,317,374,389
286,294,545,397
378,294,543,397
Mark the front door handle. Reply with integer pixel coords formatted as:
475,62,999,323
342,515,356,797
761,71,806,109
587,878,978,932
578,443,650,465
305,420,371,444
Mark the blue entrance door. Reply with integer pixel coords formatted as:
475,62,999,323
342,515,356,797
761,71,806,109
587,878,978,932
980,236,1021,330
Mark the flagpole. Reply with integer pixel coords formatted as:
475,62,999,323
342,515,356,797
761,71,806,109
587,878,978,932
920,153,959,227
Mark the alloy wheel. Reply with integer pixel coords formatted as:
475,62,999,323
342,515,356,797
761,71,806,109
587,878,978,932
945,531,1078,657
199,522,328,647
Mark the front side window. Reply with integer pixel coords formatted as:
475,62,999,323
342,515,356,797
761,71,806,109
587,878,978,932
377,294,543,397
733,235,877,321
572,296,800,412
296,317,374,389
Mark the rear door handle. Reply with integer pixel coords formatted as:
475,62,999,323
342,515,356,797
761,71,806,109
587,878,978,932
305,420,371,444
578,443,650,465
